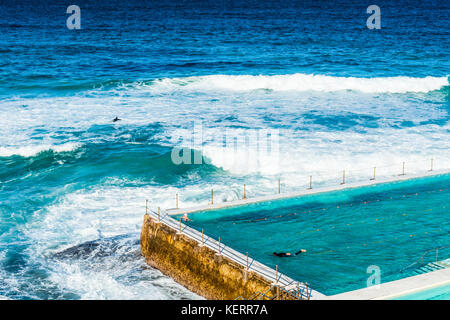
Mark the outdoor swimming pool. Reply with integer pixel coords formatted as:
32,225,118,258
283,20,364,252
392,283,450,300
182,174,450,295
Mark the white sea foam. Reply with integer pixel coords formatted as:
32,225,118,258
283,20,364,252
0,142,81,157
148,74,449,93
19,185,205,300
190,121,450,181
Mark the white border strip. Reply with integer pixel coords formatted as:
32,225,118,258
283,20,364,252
327,268,450,300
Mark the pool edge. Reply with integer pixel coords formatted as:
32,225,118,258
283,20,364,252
166,169,450,216
325,268,450,300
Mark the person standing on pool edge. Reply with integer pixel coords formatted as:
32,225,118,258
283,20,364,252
273,249,306,257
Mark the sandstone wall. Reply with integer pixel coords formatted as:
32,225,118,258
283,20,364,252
140,214,277,300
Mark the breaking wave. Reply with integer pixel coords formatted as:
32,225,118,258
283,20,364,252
0,142,82,158
147,74,449,94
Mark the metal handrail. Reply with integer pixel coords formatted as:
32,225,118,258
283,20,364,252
248,288,273,300
403,245,450,270
235,288,274,301
236,284,311,301
147,209,310,293
274,282,311,300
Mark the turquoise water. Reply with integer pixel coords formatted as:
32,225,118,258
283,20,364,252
0,0,449,299
183,174,450,295
392,284,450,300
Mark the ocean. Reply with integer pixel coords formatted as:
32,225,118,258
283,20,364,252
0,0,448,299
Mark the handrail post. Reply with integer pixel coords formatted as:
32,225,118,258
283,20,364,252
274,265,279,300
306,283,309,300
340,170,345,185
370,167,376,181
243,184,246,199
246,252,249,271
400,162,405,176
176,193,179,209
145,199,148,215
308,176,312,190
430,158,433,172
278,178,281,194
218,237,221,255
275,265,278,284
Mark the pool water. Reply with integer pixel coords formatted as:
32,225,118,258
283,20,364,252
182,174,450,295
391,284,450,300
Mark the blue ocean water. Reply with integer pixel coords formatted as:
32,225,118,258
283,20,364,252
0,0,449,299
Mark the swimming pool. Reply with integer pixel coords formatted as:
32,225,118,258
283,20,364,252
391,283,450,300
181,174,450,295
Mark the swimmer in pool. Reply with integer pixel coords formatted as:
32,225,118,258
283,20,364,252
273,249,306,257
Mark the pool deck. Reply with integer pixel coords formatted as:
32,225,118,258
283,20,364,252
166,169,449,216
325,267,450,300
